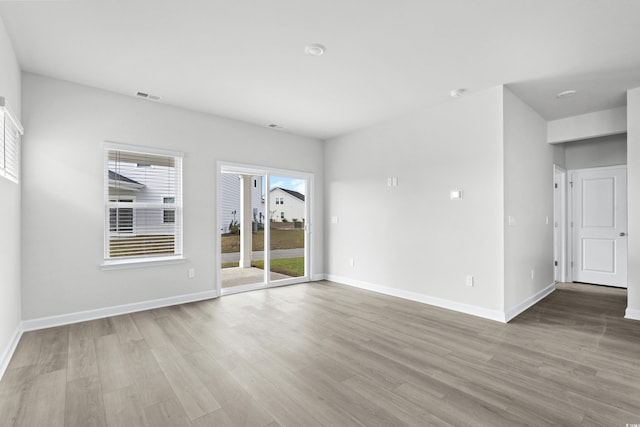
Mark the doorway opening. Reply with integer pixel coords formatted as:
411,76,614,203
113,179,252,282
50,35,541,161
217,162,311,295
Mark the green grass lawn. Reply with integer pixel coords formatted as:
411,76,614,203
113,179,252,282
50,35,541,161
221,229,303,253
221,257,304,277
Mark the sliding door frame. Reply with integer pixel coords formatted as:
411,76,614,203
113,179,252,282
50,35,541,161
216,161,313,296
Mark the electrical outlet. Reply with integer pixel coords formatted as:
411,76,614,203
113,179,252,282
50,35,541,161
465,275,474,287
188,268,195,279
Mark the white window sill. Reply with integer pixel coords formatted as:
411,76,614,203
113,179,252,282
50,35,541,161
101,256,185,270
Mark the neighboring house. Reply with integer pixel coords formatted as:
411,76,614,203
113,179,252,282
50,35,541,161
269,187,305,222
219,174,264,233
108,162,177,237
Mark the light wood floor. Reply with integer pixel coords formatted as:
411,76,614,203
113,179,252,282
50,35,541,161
1,281,639,426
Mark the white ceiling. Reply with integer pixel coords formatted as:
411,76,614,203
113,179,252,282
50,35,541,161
1,0,640,140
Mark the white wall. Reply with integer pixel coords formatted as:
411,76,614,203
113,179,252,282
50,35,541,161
563,134,627,170
0,16,22,373
21,73,324,319
325,86,505,314
503,88,561,314
547,107,627,144
627,87,640,319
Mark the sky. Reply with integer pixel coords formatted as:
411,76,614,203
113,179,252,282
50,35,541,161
268,176,306,195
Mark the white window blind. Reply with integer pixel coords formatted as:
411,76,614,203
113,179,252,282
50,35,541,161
0,97,24,183
104,143,183,261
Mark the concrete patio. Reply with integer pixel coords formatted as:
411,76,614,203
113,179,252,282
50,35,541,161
221,266,291,288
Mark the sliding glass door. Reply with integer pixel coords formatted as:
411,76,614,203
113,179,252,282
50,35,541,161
218,163,310,295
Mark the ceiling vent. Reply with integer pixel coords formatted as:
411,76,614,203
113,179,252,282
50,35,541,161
136,91,161,101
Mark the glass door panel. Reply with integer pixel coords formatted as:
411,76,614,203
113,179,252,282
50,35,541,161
268,175,306,282
220,172,267,290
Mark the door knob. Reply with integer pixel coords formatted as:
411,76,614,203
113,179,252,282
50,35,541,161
620,232,626,236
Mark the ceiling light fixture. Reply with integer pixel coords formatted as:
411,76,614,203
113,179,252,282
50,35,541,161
305,43,326,56
556,89,577,99
450,88,466,98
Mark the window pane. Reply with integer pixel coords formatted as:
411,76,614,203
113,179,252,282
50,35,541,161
105,146,182,260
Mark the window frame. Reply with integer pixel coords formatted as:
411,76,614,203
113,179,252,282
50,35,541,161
0,97,24,184
102,142,184,267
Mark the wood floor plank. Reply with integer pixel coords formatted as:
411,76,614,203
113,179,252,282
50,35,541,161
64,375,108,427
342,375,445,426
14,369,67,427
131,310,171,349
8,326,69,373
94,334,134,393
151,345,221,420
88,317,115,338
103,386,149,427
144,398,193,427
220,355,325,427
181,351,277,427
110,314,144,344
236,352,364,427
124,340,177,408
67,321,99,382
191,408,237,427
153,315,204,355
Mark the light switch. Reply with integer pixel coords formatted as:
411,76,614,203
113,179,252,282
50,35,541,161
450,190,462,200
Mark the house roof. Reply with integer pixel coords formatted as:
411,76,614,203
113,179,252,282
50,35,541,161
272,187,305,202
108,170,143,186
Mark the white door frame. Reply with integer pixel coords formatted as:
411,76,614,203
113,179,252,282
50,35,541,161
567,164,627,287
553,165,568,283
216,161,313,296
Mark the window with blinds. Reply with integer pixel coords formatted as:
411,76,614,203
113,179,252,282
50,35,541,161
0,97,24,184
104,143,183,262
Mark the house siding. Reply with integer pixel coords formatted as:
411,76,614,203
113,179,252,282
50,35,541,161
219,174,264,233
269,187,305,222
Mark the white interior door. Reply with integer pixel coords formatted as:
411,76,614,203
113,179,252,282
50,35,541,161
571,166,627,288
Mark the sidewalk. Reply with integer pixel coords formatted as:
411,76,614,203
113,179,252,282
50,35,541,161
221,248,304,263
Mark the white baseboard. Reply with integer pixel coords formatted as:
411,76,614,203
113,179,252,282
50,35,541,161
21,289,219,332
504,282,556,322
0,323,24,381
324,274,507,323
625,308,640,321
